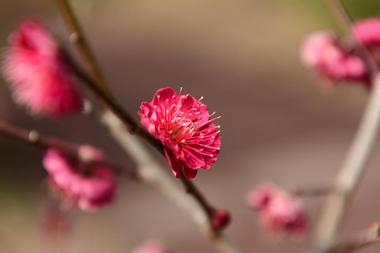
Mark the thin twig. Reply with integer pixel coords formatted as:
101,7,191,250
56,0,231,241
56,0,110,96
178,168,218,233
312,1,380,252
65,53,139,133
0,120,78,154
0,119,135,177
328,223,380,253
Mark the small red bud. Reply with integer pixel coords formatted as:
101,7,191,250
211,209,231,230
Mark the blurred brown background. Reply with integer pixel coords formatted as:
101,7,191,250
0,0,380,252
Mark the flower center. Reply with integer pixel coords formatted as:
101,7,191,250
167,116,195,143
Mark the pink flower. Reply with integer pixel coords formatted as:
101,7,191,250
247,184,307,236
139,87,221,179
246,183,276,210
301,31,368,85
2,19,82,117
43,148,116,211
353,18,380,68
133,241,166,253
353,18,380,47
301,31,337,67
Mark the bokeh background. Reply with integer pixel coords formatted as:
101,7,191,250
0,0,380,252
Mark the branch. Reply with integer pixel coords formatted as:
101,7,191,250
56,0,231,243
56,0,110,96
312,1,380,252
328,223,380,253
313,69,380,253
101,111,240,253
327,0,378,75
0,119,134,177
0,120,78,154
66,50,224,234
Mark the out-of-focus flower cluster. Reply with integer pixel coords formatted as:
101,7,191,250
44,147,116,211
246,183,307,236
2,19,82,117
301,18,380,89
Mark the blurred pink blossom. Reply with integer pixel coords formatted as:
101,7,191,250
246,183,276,210
43,148,116,211
353,18,380,68
247,184,307,236
301,31,368,86
353,18,380,47
2,19,82,117
133,241,166,253
139,87,221,179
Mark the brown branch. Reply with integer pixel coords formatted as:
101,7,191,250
0,119,136,178
328,223,380,253
0,120,78,154
56,0,233,246
178,168,218,233
56,0,110,96
312,1,380,252
64,53,139,133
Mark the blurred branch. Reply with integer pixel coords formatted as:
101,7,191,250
65,53,140,133
0,119,78,154
312,1,380,252
0,119,134,177
57,0,233,246
327,0,378,75
56,0,110,96
328,223,380,253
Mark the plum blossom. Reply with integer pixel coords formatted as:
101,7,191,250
301,31,368,85
2,19,82,117
247,183,307,236
353,18,380,66
139,87,221,179
43,148,116,211
353,18,380,47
